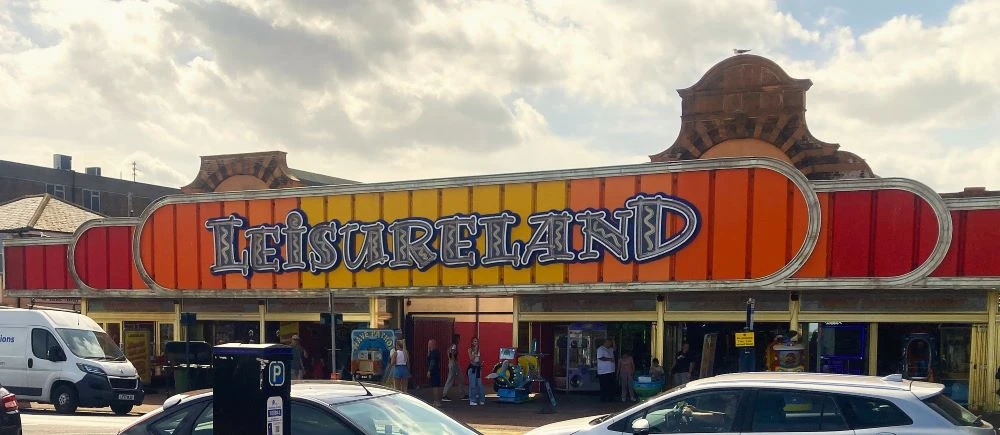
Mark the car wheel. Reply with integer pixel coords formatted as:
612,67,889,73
111,402,134,415
52,385,78,414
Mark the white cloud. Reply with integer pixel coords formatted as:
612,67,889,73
0,0,996,195
779,0,1000,191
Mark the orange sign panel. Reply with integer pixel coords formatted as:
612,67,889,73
134,161,816,292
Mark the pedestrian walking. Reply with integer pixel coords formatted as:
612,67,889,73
441,334,465,401
671,342,695,387
290,334,308,380
427,339,442,407
389,339,411,393
596,339,616,402
467,336,485,406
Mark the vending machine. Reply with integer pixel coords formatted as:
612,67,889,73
553,322,606,392
817,323,867,375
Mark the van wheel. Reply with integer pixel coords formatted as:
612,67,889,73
52,385,78,414
111,402,133,415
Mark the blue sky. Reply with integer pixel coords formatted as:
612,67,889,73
0,0,997,192
781,0,952,30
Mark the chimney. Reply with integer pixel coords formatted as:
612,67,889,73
53,154,72,171
85,167,102,177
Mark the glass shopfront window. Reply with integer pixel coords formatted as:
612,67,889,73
181,298,260,313
666,291,788,312
519,294,656,313
800,290,986,313
87,298,175,313
265,298,370,314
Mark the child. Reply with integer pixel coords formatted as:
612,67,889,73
650,358,666,384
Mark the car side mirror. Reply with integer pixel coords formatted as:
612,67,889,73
47,346,66,362
632,418,650,435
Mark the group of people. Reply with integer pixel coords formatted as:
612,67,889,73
596,339,640,402
384,334,487,407
596,339,698,403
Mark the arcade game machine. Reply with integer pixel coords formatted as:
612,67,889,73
765,330,807,372
817,323,868,375
901,333,937,382
937,326,970,406
553,322,606,392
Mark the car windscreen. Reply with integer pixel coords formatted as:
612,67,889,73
56,328,125,360
336,393,478,435
923,394,985,427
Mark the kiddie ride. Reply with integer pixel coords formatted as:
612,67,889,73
489,347,555,405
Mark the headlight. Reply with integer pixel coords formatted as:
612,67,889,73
77,363,107,376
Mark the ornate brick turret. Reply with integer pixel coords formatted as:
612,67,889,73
650,54,874,180
181,151,356,194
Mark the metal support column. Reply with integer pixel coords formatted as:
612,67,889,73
369,297,379,328
511,295,520,348
789,293,800,333
986,290,999,412
330,292,337,380
867,322,879,376
173,301,182,341
258,302,266,344
655,295,665,364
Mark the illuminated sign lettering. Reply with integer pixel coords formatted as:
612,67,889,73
205,193,700,276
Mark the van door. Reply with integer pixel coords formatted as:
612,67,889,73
27,328,68,401
0,327,31,398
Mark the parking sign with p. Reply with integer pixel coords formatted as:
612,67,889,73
268,361,286,387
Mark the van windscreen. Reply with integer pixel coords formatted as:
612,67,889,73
56,328,125,360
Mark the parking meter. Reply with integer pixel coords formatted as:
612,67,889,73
213,343,292,435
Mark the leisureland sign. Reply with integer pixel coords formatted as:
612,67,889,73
206,193,701,277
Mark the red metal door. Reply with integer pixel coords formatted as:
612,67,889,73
411,317,454,387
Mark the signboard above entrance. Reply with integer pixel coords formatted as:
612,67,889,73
204,193,701,276
132,158,820,294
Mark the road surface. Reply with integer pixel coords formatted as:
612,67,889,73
20,410,139,435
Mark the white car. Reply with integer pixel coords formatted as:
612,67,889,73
528,372,992,435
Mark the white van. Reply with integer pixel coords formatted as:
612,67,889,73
0,307,144,415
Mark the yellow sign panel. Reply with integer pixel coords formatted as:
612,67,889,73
735,332,755,348
125,331,151,384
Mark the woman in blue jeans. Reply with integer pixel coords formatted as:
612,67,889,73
467,336,485,406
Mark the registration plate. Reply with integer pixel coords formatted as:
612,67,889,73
117,393,135,401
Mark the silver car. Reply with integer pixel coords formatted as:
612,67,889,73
528,372,992,435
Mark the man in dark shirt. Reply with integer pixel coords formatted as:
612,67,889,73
671,342,695,387
427,339,442,407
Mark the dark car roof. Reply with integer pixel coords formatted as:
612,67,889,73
169,381,395,408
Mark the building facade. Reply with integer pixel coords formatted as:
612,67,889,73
0,156,180,217
4,56,1000,411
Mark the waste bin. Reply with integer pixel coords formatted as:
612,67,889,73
165,341,213,392
214,343,292,435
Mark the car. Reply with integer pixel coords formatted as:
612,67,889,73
1,384,22,435
527,372,993,435
117,380,481,435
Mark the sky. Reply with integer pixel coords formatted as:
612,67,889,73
1,0,998,193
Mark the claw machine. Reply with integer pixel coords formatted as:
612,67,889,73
553,322,606,392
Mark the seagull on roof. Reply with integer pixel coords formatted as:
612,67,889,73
733,49,751,55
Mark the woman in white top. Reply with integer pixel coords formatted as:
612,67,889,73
389,339,411,392
467,336,485,406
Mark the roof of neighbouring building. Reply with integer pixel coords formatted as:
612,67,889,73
286,168,357,186
0,194,104,234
